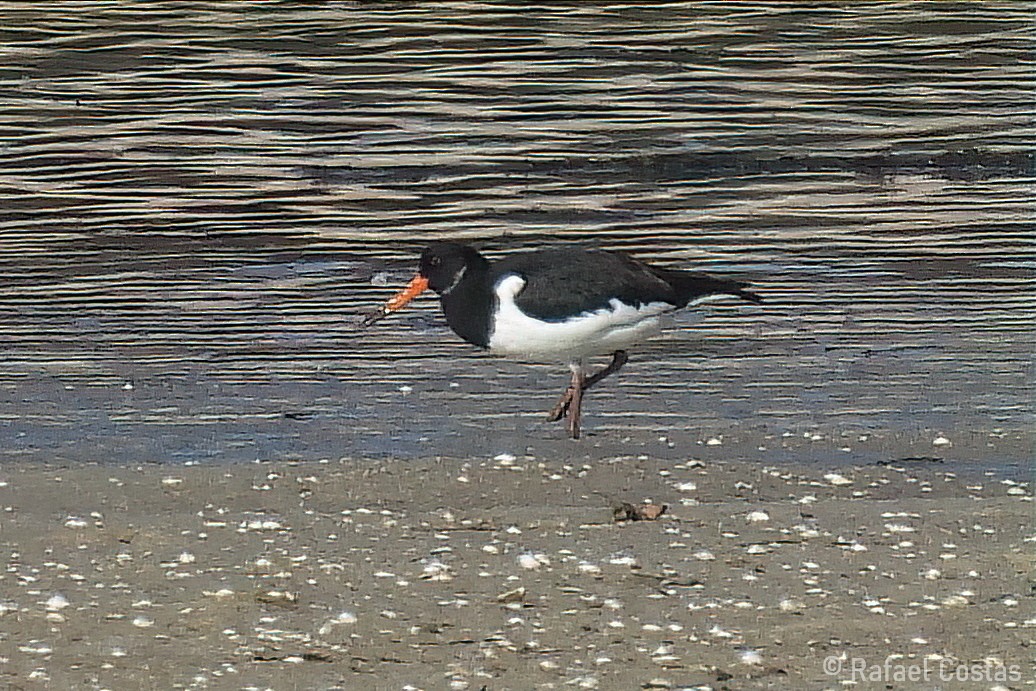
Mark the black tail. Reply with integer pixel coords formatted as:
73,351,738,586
657,269,763,307
731,282,763,304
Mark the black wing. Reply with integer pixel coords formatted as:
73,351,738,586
493,248,761,322
493,249,681,322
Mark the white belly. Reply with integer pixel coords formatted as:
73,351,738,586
487,274,673,363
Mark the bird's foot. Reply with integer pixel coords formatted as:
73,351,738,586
546,386,575,422
549,387,583,439
546,351,629,424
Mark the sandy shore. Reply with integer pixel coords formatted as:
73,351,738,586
0,455,1030,690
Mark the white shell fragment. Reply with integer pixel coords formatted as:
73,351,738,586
421,559,453,581
578,562,603,576
496,587,526,604
205,588,235,599
239,515,286,531
319,610,358,635
518,552,550,570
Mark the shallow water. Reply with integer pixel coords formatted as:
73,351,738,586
0,2,1032,472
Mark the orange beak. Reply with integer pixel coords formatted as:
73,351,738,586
360,274,429,327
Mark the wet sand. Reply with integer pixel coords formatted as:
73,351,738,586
0,455,1030,690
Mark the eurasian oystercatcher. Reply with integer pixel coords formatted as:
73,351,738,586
362,242,761,439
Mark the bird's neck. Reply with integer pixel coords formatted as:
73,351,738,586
440,261,494,348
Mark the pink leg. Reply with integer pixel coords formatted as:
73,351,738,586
547,352,625,437
567,366,585,439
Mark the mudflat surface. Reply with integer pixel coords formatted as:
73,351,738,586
0,456,1031,690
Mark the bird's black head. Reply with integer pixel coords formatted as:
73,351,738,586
418,242,487,295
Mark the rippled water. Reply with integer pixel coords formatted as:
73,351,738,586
0,2,1032,470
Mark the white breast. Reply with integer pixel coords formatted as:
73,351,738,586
487,274,674,363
